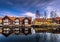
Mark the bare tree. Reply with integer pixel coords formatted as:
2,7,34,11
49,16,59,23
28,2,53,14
44,11,47,20
36,10,40,18
54,11,57,18
50,11,57,22
50,11,54,18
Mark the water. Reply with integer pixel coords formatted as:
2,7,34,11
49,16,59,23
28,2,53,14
0,33,60,42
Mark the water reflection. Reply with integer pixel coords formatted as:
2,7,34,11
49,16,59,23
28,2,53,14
0,33,60,42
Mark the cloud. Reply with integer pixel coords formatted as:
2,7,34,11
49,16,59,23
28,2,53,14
0,0,53,11
0,0,60,18
44,6,54,18
0,11,36,19
56,11,60,17
44,0,60,18
21,12,36,19
0,11,19,17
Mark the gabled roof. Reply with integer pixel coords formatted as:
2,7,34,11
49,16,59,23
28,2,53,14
19,17,24,21
0,17,2,20
24,17,32,20
27,17,32,20
47,18,52,20
3,16,32,21
34,18,45,22
3,16,15,21
55,17,60,20
9,17,15,21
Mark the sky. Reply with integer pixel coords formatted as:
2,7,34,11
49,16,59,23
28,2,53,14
0,0,60,18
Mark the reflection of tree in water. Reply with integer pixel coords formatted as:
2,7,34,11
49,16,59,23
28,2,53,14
35,33,58,42
40,33,58,42
43,33,47,42
35,33,47,42
36,33,40,42
50,34,58,42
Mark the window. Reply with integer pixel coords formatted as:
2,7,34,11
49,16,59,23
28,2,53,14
15,19,19,25
3,19,9,25
25,31,28,33
25,19,28,24
25,28,28,33
4,19,8,22
25,19,28,23
15,23,19,25
14,28,20,34
3,28,10,34
20,22,22,24
15,19,19,22
14,28,19,31
59,20,60,24
4,23,9,25
25,28,28,30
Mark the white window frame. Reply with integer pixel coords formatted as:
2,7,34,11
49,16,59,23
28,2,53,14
15,23,19,25
4,23,9,25
3,19,9,25
4,19,8,22
15,19,19,25
15,19,19,23
25,19,28,24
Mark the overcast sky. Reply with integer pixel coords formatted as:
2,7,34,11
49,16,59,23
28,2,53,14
0,0,60,18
